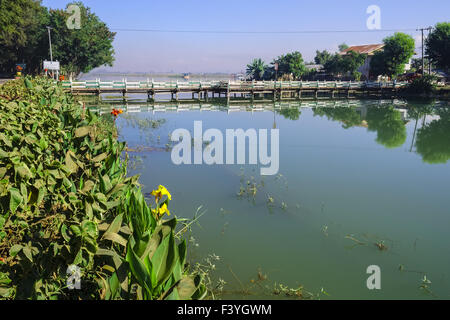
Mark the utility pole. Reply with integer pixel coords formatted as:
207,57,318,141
46,26,53,62
416,27,433,75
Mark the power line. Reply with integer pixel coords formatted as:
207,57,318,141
110,28,418,34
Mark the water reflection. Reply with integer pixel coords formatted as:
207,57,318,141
86,98,450,164
416,107,450,164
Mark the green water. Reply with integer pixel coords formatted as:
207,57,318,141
102,98,450,299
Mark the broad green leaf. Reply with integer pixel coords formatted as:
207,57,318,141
106,213,123,234
9,188,23,213
151,232,178,287
22,246,33,262
10,244,23,257
126,242,153,297
65,150,78,174
102,232,127,247
74,126,91,138
92,152,108,162
15,164,33,180
177,276,197,300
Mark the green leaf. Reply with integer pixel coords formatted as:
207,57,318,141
65,150,78,174
108,272,120,300
24,78,33,89
9,188,23,213
151,232,178,287
106,213,123,234
36,187,46,206
103,232,127,247
126,241,153,297
74,126,91,138
92,152,108,162
22,246,33,262
15,164,33,180
177,276,197,300
10,244,23,257
81,220,98,239
165,287,180,300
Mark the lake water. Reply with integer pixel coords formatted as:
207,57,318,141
91,98,450,299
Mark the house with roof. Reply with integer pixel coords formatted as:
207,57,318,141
338,44,413,80
339,44,384,80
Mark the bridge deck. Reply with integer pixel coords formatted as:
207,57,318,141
63,80,406,92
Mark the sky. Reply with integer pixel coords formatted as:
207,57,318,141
42,0,450,73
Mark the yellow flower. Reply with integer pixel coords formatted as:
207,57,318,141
150,185,172,203
152,203,171,219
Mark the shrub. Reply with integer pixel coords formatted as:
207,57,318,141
0,77,205,300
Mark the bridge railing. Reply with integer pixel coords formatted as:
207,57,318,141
61,80,408,90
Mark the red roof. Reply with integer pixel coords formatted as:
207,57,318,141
339,44,384,55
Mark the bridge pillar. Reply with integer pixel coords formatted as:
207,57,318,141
205,91,208,101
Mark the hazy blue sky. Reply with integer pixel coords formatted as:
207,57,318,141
42,0,449,73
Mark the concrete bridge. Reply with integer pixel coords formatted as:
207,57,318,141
62,79,408,101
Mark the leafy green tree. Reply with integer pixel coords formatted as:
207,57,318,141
338,43,349,52
323,54,344,75
0,0,49,74
0,1,115,77
366,106,407,148
313,107,362,129
48,2,116,77
415,108,450,163
425,22,450,73
277,107,301,120
246,58,267,80
341,51,366,77
273,51,306,79
314,50,332,65
323,51,366,79
370,32,415,78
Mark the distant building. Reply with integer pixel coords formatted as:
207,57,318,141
339,44,384,79
339,44,413,79
305,64,324,72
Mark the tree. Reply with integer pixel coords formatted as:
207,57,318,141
48,2,116,77
313,107,362,129
0,0,49,74
366,106,407,148
323,51,366,79
323,54,344,75
370,32,415,78
341,51,366,77
0,1,116,77
338,43,349,52
273,51,306,79
314,50,332,65
425,22,450,73
277,107,301,120
415,108,450,164
246,58,267,80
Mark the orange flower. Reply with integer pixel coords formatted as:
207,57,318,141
111,108,121,117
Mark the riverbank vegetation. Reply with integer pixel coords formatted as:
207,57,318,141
0,77,206,299
0,0,115,77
